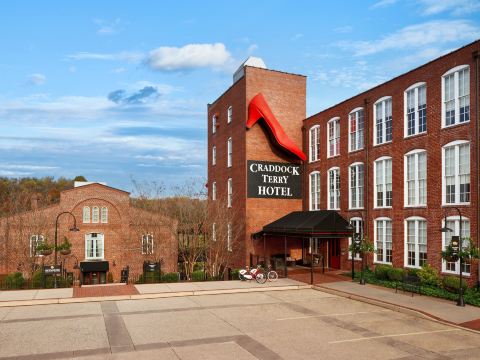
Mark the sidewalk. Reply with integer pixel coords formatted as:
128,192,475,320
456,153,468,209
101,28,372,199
317,280,480,331
0,278,308,307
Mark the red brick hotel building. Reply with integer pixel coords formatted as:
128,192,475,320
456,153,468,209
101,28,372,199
208,40,480,283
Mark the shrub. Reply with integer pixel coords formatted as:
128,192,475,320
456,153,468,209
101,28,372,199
407,268,420,278
193,263,204,271
442,276,468,293
387,267,405,281
230,268,240,280
162,272,179,283
32,271,45,288
375,264,392,280
4,272,25,289
417,264,440,287
192,270,206,282
107,272,114,283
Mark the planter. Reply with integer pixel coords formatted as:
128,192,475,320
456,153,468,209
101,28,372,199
60,249,71,255
40,249,53,256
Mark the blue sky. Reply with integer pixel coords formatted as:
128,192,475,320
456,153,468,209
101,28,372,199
1,0,479,193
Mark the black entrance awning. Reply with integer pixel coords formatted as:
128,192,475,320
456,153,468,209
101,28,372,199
80,261,109,272
255,211,353,238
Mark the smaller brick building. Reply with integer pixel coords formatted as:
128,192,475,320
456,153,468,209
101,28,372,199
0,183,177,284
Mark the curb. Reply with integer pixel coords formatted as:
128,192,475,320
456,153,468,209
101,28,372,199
0,284,310,308
312,284,480,335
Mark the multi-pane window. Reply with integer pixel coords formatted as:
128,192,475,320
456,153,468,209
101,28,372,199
443,218,470,274
92,206,99,223
375,218,392,264
212,181,217,201
85,233,104,259
375,157,392,208
212,146,216,166
309,125,320,162
405,218,427,268
310,171,320,211
142,234,154,255
227,223,232,251
443,141,470,205
227,138,232,167
101,207,108,223
83,206,90,223
348,218,363,260
443,66,470,127
405,150,427,206
327,118,340,157
227,106,232,124
328,167,340,210
374,97,392,145
405,83,427,137
349,108,364,152
212,115,217,134
29,234,44,257
227,178,232,208
349,163,364,209
309,238,320,254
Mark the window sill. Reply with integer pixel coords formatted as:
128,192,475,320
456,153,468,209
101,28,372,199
327,154,340,159
374,261,392,265
309,159,321,164
348,258,363,261
441,121,470,130
404,205,427,209
404,265,422,270
348,148,365,154
442,203,471,207
404,131,427,139
441,271,471,277
349,207,365,211
373,206,393,210
373,141,392,148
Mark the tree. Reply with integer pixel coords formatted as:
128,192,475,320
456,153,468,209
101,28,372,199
73,176,87,182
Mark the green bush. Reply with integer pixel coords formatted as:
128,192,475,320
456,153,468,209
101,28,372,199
162,272,179,283
374,264,392,280
193,263,204,271
4,272,25,289
107,272,114,283
230,268,240,280
387,267,405,281
407,268,420,278
417,264,440,286
32,271,45,288
442,276,468,293
192,270,206,282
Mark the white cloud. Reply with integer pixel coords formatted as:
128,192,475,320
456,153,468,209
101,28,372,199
67,51,143,63
418,0,480,15
340,20,480,56
28,73,46,85
291,33,304,40
145,43,232,71
247,44,258,54
94,18,122,35
371,0,397,9
334,26,353,34
111,67,126,73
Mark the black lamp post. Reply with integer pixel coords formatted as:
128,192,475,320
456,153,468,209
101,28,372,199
440,207,465,307
54,211,79,288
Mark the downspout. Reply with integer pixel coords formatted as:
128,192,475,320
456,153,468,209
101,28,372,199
473,50,480,289
363,98,370,238
301,125,306,211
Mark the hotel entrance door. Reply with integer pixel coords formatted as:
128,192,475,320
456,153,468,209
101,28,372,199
328,239,340,269
83,271,106,285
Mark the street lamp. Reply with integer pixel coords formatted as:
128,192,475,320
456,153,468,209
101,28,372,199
54,211,79,288
440,207,465,307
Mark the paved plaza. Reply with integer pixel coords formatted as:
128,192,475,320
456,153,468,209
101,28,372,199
0,288,479,359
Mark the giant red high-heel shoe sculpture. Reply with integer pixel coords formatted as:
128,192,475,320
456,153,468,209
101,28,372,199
247,93,306,161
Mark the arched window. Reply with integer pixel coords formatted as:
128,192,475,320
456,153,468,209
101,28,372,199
101,207,108,223
309,171,320,211
29,234,44,257
83,206,90,223
348,107,364,152
374,156,392,208
442,65,470,127
404,217,427,268
348,218,363,261
404,82,426,137
309,125,320,162
373,96,392,145
404,149,427,207
327,117,340,157
349,162,364,209
92,206,99,223
374,217,392,264
327,167,340,210
442,140,470,205
442,216,470,275
142,234,154,254
85,233,104,259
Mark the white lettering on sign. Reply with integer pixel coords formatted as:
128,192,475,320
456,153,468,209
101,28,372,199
249,163,300,176
257,186,293,197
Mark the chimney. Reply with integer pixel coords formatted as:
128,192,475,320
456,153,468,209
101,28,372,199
31,194,39,210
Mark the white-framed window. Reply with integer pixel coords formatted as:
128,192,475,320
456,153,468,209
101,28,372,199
442,65,470,127
374,218,392,264
442,140,470,205
85,233,104,260
92,206,99,223
309,125,320,162
327,167,340,210
227,106,232,124
349,162,364,209
212,181,217,201
212,223,216,242
212,146,216,166
349,108,364,152
227,223,232,251
404,150,427,207
142,234,154,255
29,234,45,257
83,206,90,223
309,171,320,211
101,207,108,223
374,97,392,145
212,114,217,134
227,137,232,167
348,218,363,260
404,83,427,137
374,157,392,208
227,178,232,208
404,217,427,268
309,238,320,254
327,117,340,157
442,216,471,275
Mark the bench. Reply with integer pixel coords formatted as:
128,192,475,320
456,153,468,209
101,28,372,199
396,275,421,297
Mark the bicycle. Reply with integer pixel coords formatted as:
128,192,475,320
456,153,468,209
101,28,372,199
266,264,278,282
239,265,267,284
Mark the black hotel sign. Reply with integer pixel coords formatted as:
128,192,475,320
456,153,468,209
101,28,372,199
247,160,301,199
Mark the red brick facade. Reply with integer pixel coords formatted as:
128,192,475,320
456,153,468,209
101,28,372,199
0,183,177,283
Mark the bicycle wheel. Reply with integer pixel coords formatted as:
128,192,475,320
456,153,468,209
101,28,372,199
239,272,245,281
255,271,267,284
267,270,278,282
